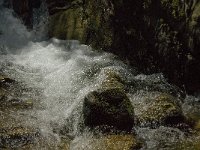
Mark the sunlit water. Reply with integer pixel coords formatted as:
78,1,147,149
0,1,200,149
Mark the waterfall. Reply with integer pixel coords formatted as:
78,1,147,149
0,1,31,52
0,1,200,149
32,0,49,41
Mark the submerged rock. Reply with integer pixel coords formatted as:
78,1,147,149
133,92,185,127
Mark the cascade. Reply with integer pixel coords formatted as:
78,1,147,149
0,1,199,149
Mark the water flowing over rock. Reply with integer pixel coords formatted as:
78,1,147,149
1,0,200,149
3,0,41,28
35,0,200,94
132,92,185,127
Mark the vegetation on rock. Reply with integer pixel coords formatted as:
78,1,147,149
83,70,134,131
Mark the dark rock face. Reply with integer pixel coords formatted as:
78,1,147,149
83,89,134,131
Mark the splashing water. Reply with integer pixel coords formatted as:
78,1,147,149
0,1,200,149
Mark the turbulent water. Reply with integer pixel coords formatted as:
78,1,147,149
0,1,200,150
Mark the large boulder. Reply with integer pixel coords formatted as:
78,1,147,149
83,89,134,131
83,70,134,131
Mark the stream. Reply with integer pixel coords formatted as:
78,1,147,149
0,1,200,149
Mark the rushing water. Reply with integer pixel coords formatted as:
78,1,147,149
0,1,200,149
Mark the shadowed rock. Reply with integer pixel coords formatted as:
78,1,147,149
83,70,134,131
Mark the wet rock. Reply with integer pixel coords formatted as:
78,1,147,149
57,137,71,150
0,126,39,149
0,88,6,101
132,74,186,100
71,134,142,150
175,138,200,150
46,0,82,15
83,70,134,131
133,92,185,127
100,69,125,91
48,0,113,50
83,89,134,131
195,121,200,131
0,98,33,110
49,7,87,41
0,74,33,110
0,75,15,87
182,96,200,128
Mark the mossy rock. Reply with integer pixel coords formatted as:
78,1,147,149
101,134,142,150
83,88,134,131
71,134,142,150
100,69,125,91
134,92,184,127
0,126,39,149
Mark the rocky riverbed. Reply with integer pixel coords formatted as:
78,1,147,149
0,0,200,149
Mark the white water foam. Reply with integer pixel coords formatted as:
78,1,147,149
0,1,200,149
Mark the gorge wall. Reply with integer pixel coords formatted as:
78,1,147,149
6,0,200,94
